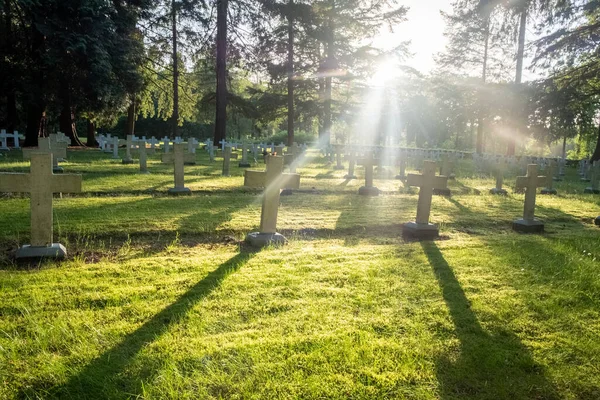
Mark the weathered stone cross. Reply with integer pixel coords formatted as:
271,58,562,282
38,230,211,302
0,153,82,258
403,160,448,239
513,164,545,233
358,151,379,196
244,158,300,190
166,143,191,195
246,155,288,246
489,157,508,195
122,134,135,164
23,137,66,173
541,160,558,195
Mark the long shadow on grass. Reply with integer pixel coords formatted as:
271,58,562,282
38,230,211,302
421,242,558,399
44,250,257,399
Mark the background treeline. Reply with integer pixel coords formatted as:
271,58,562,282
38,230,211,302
0,0,599,160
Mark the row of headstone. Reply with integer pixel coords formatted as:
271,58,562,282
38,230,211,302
0,130,24,150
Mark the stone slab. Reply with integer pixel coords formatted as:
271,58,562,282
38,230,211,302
358,186,380,196
16,243,67,259
168,187,192,196
245,232,287,247
512,219,544,233
402,222,439,240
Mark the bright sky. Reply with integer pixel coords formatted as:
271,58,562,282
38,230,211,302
373,0,451,74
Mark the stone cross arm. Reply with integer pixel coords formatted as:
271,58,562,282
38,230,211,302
406,173,448,190
162,152,195,163
515,175,546,190
244,169,300,189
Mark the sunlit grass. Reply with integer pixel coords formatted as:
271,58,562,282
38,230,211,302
1,149,600,399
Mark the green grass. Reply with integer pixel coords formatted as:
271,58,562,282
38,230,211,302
0,148,600,399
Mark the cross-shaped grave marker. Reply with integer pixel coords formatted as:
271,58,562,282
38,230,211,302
358,151,380,196
513,164,545,233
23,137,66,173
403,160,448,239
489,157,508,195
541,160,558,195
239,142,251,168
395,151,407,181
584,161,600,194
137,140,149,173
222,145,232,176
162,146,195,165
165,143,191,195
49,133,69,161
0,129,9,151
188,137,199,154
122,135,135,164
344,150,358,179
244,155,300,192
0,153,82,258
162,136,171,153
245,155,288,247
333,145,345,170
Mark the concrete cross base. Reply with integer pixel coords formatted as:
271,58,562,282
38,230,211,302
584,187,600,194
541,188,557,195
344,174,357,180
334,165,345,170
595,216,600,226
433,188,451,196
168,187,191,196
489,188,508,195
52,167,64,174
238,162,251,168
122,159,134,165
245,232,287,247
358,186,380,196
402,222,439,240
281,189,293,196
512,219,544,233
16,243,67,259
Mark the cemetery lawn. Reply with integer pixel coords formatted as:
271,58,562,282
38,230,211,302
1,149,600,399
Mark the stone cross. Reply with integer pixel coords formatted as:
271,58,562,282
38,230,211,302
5,130,21,148
440,155,455,179
345,150,357,179
274,144,285,156
541,160,557,195
188,138,199,154
0,153,82,258
219,139,227,152
395,154,406,181
490,158,508,195
23,137,66,173
222,146,231,176
162,148,196,165
245,155,288,246
287,143,302,174
122,135,134,164
49,133,69,161
585,161,600,194
239,142,251,168
0,129,9,151
138,140,148,173
513,164,545,233
162,136,171,153
358,151,379,196
165,143,191,195
406,160,448,227
112,136,120,159
149,137,159,153
333,145,345,170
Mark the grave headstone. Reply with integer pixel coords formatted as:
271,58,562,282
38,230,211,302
122,135,135,164
138,140,149,173
222,146,231,176
23,137,65,173
358,151,380,196
239,142,251,168
167,143,191,195
403,160,448,239
584,161,600,194
0,153,82,258
489,158,508,195
333,145,345,170
513,164,545,233
541,161,558,195
246,155,288,247
0,130,9,151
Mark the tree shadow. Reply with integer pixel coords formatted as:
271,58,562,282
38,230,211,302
42,250,257,399
421,242,558,399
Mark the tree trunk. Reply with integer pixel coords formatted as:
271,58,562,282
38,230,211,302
59,78,85,146
286,0,295,146
24,22,45,147
87,120,97,147
507,9,527,156
476,17,490,154
322,7,335,141
171,0,179,139
562,135,567,160
3,0,18,133
126,98,136,136
591,124,600,162
214,0,228,146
